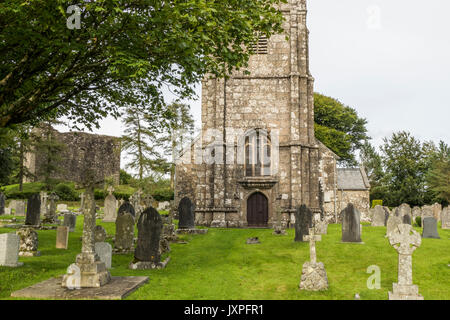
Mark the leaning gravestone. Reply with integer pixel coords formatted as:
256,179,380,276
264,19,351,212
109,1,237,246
94,225,107,243
113,212,135,254
25,194,41,226
103,187,117,223
395,204,412,223
442,207,450,230
15,200,26,216
129,207,169,270
371,205,389,227
388,224,423,300
56,226,69,249
386,215,402,237
422,217,440,239
0,233,23,267
16,228,40,257
95,242,112,269
63,213,77,232
118,202,136,218
294,205,313,242
178,197,195,229
341,203,362,243
0,192,5,216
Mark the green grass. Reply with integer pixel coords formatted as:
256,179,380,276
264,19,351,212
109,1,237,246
0,219,449,300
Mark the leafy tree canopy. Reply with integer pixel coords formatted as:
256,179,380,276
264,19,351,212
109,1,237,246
314,93,369,166
0,0,286,129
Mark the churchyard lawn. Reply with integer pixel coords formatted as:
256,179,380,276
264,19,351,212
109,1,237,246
0,219,449,300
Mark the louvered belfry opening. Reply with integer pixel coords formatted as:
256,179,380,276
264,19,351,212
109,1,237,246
250,34,268,54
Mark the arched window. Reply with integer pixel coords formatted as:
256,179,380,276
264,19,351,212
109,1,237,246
244,129,271,177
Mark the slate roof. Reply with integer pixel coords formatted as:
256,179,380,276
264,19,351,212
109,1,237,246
337,167,371,190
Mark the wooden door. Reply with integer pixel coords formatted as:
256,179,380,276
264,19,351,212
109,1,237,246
247,192,268,227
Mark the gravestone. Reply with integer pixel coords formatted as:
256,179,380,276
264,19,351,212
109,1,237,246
299,228,328,291
0,233,23,267
431,203,442,222
395,204,412,223
129,207,169,270
15,200,26,216
341,203,362,243
178,197,195,229
56,226,70,249
412,207,422,221
442,207,450,230
388,224,423,300
246,237,261,244
40,191,48,216
103,187,117,223
294,205,313,242
403,214,412,225
25,194,41,226
57,204,68,212
314,220,328,235
0,192,5,216
43,193,59,224
118,202,136,218
95,242,112,269
94,225,107,243
371,205,389,227
16,228,40,257
386,215,402,237
63,213,77,232
113,212,135,254
421,205,434,220
422,217,440,239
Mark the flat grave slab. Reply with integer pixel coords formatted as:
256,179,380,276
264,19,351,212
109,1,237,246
11,276,148,300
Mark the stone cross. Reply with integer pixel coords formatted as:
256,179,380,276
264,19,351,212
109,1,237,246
388,224,423,300
303,228,322,264
142,194,154,208
107,186,115,195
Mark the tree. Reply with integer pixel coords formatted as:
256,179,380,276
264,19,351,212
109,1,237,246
159,103,195,189
314,93,369,166
0,128,16,185
426,141,450,205
121,105,167,182
0,0,286,129
379,131,431,207
359,141,386,201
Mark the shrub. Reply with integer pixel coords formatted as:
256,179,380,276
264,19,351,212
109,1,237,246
371,200,383,208
54,183,79,201
415,216,422,227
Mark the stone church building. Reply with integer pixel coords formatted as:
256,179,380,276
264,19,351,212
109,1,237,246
175,0,369,228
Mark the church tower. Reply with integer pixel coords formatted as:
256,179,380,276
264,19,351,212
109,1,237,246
175,0,322,228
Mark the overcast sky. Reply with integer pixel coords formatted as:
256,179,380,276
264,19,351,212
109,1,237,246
56,0,450,168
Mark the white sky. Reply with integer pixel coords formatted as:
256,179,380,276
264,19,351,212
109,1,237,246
56,0,450,169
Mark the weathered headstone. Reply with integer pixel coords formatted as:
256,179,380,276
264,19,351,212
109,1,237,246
403,214,412,225
371,205,389,227
95,242,112,269
299,228,328,291
25,194,41,226
388,224,423,300
442,207,450,230
103,186,117,223
43,193,59,224
341,203,362,243
0,233,23,267
422,217,440,239
15,200,26,216
129,207,169,270
294,205,313,242
63,213,77,232
118,201,135,218
16,228,40,257
412,207,422,221
431,203,442,222
94,225,107,243
386,215,402,237
0,192,5,216
39,191,48,216
113,212,135,254
395,204,412,224
56,226,69,249
421,205,434,220
57,204,68,213
178,197,195,229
